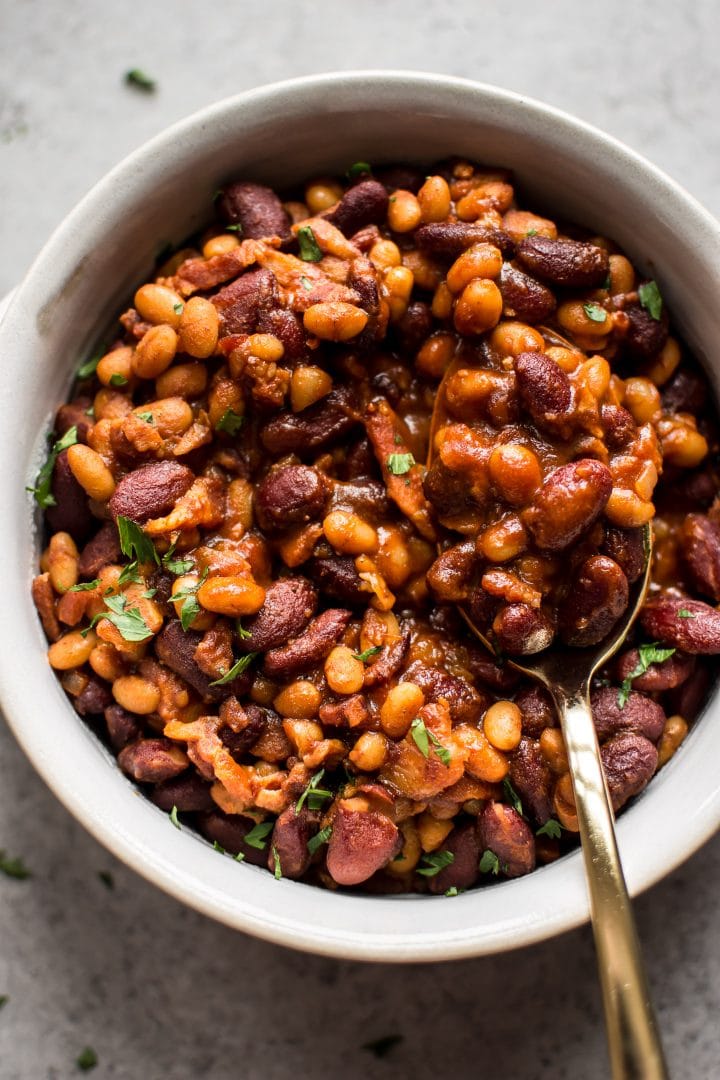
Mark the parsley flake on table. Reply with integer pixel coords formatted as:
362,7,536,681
353,645,382,663
117,515,159,565
124,68,156,92
362,1034,403,1059
0,851,31,879
76,1046,98,1071
583,301,608,323
0,996,7,1009
297,225,323,262
503,777,524,817
617,643,676,707
307,826,333,855
215,408,245,436
638,279,663,321
27,425,78,508
244,821,274,850
386,452,415,476
98,871,114,889
536,819,563,840
479,849,500,875
209,652,258,686
416,850,454,877
296,769,334,812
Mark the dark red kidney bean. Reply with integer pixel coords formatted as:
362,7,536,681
260,387,360,455
72,675,113,717
516,235,609,287
45,449,94,544
239,578,317,653
423,458,481,519
393,301,434,352
375,164,425,193
104,704,141,750
662,368,708,415
467,586,498,629
522,459,612,553
109,461,194,524
558,555,629,647
197,811,268,866
682,467,718,508
326,805,400,885
640,595,720,654
426,540,478,602
477,802,536,878
118,738,188,784
613,648,694,693
601,404,637,450
591,686,666,743
492,603,554,655
514,685,557,737
680,514,720,600
667,661,711,721
362,629,411,690
403,661,489,724
155,620,253,701
600,733,658,811
514,352,572,433
623,300,669,359
416,221,515,258
509,739,554,826
426,821,481,894
329,479,390,522
56,398,93,443
268,806,313,879
341,437,377,480
212,268,278,335
308,556,366,605
602,526,645,584
263,608,352,680
318,693,371,729
499,262,556,323
255,465,328,532
256,307,307,360
467,653,521,692
78,522,122,578
218,705,267,760
324,180,389,236
217,180,292,242
349,223,381,251
151,773,214,812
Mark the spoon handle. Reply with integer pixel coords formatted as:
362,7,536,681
554,686,669,1080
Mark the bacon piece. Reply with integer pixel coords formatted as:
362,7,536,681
172,239,269,295
143,477,225,535
366,399,436,541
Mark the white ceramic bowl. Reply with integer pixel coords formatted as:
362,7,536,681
1,71,719,962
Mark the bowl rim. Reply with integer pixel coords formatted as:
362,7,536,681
1,69,720,962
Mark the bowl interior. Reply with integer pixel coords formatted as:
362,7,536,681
1,72,720,961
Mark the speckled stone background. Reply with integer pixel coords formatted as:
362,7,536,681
2,2,720,1077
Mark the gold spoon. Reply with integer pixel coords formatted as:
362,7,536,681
429,356,668,1080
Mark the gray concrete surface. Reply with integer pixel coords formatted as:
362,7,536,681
1,1,719,1076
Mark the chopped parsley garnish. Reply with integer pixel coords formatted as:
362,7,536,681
416,850,454,877
118,561,143,586
353,645,382,663
678,608,696,619
307,825,333,855
525,228,538,237
536,819,563,840
297,225,323,262
236,620,252,641
172,568,209,631
347,161,371,179
173,302,184,315
76,1047,98,1071
362,1034,403,1059
226,223,243,234
136,412,154,424
410,716,451,766
583,302,608,323
234,851,245,862
386,452,415,476
124,68,156,92
0,996,8,1009
82,593,153,642
109,373,128,387
0,851,31,879
212,841,225,854
215,408,245,436
77,353,102,379
479,849,500,875
209,652,258,686
603,271,612,290
169,806,181,829
296,769,334,812
445,886,461,897
117,515,159,566
299,275,313,291
618,643,676,707
272,846,282,880
639,279,663,321
68,579,100,592
503,777,523,817
162,542,194,576
27,425,78,508
244,821,274,850
98,871,114,889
